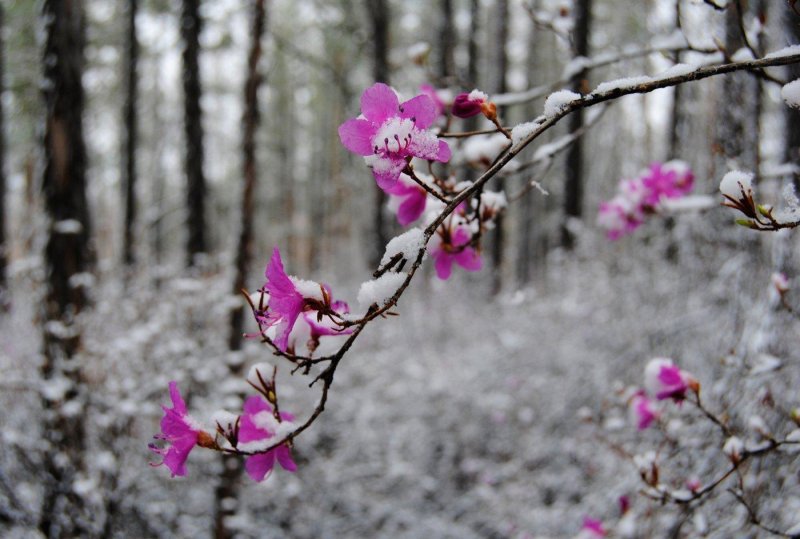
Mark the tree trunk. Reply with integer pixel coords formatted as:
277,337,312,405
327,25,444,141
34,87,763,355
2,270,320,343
438,0,456,82
122,0,139,270
715,1,759,174
39,1,93,537
182,0,207,267
785,7,800,191
215,4,267,536
0,4,6,302
490,0,509,295
366,0,390,269
561,0,592,249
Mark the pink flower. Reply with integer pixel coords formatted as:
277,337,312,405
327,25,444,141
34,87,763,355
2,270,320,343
428,222,482,280
640,161,694,206
644,358,698,402
239,396,297,482
580,517,606,538
338,83,451,190
385,173,428,226
629,390,659,430
149,381,209,477
597,198,643,240
263,248,307,351
419,84,448,118
452,89,489,118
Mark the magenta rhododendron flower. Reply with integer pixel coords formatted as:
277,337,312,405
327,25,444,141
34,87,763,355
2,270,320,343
419,83,448,118
598,161,695,240
149,381,210,477
640,161,694,205
338,83,451,190
579,517,606,538
452,89,489,118
629,390,659,430
239,395,297,482
385,173,428,226
644,358,698,402
428,221,482,280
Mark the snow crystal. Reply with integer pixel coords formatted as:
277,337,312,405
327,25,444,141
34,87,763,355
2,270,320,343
764,44,800,59
467,89,488,102
781,79,800,109
719,170,754,199
511,120,542,145
593,75,652,95
357,272,407,307
543,89,581,118
53,219,83,234
656,63,695,79
380,227,425,267
247,362,275,387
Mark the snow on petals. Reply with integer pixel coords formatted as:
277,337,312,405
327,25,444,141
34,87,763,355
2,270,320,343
338,82,451,190
239,395,297,482
149,381,212,477
629,390,659,430
452,89,489,118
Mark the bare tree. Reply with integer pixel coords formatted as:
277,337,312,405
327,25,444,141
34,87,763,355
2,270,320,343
182,0,208,267
122,0,139,270
438,0,456,83
490,0,509,295
561,0,593,249
786,7,800,191
39,0,94,536
0,4,6,304
366,0,391,269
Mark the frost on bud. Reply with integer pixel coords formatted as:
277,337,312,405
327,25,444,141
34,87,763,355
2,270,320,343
686,477,702,493
723,436,744,464
747,415,771,439
719,170,754,200
791,408,800,426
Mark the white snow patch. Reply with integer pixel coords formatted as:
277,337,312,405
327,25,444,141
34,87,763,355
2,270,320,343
719,170,754,199
593,75,652,95
511,120,542,145
380,228,426,267
781,79,800,109
731,47,755,63
459,133,509,164
658,195,715,213
764,44,800,59
247,362,275,388
53,219,83,234
357,273,407,307
657,63,695,79
290,277,324,300
467,89,488,102
543,89,581,118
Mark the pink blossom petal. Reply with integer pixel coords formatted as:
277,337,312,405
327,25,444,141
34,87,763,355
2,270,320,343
338,118,376,156
433,252,454,280
238,413,269,443
275,445,297,472
243,395,271,416
435,139,451,162
264,248,304,352
454,248,482,272
168,381,187,415
399,94,437,129
396,190,426,226
360,83,399,124
162,433,198,477
371,157,407,191
245,451,276,482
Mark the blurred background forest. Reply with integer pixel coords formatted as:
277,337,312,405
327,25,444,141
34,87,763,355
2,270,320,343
2,0,800,537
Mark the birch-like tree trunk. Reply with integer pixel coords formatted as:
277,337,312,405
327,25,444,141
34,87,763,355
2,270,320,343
122,0,139,270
